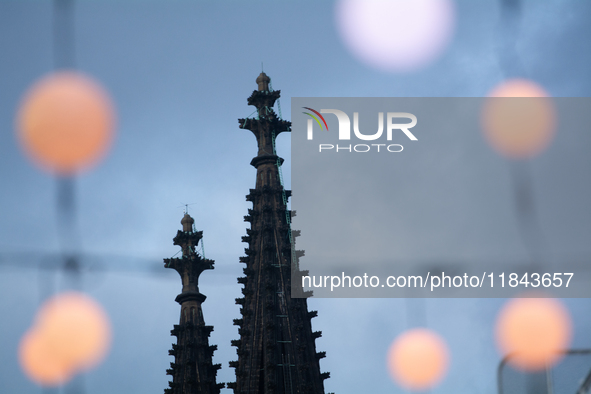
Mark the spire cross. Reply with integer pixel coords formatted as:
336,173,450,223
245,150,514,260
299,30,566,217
177,202,197,215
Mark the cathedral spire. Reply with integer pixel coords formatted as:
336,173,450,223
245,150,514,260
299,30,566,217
239,73,291,163
164,214,224,394
229,74,329,394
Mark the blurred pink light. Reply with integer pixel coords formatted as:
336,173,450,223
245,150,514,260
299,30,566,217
335,0,456,72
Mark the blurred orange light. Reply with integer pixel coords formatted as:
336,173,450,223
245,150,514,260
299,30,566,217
16,71,115,175
487,79,550,98
387,328,449,390
482,79,555,158
36,292,112,371
18,329,72,387
495,297,572,371
335,0,455,72
18,292,112,386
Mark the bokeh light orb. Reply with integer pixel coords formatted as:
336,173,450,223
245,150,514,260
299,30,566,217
18,292,112,387
36,292,112,371
482,79,556,158
16,71,116,175
495,298,572,371
335,0,456,72
18,329,72,387
387,328,449,390
488,79,550,98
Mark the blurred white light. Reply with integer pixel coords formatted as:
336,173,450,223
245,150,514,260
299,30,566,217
335,0,456,73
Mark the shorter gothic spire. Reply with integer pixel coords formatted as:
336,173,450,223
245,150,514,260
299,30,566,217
164,213,224,394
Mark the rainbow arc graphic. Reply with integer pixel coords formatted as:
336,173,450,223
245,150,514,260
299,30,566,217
302,107,329,131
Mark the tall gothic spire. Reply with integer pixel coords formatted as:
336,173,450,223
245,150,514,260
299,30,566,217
228,73,329,394
164,213,224,394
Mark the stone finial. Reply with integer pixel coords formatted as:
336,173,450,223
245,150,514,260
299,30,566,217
256,72,270,91
181,213,194,232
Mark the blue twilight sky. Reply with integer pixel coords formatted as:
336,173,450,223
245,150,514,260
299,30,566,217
0,1,590,393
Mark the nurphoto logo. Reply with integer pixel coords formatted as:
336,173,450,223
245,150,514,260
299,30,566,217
303,107,418,153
